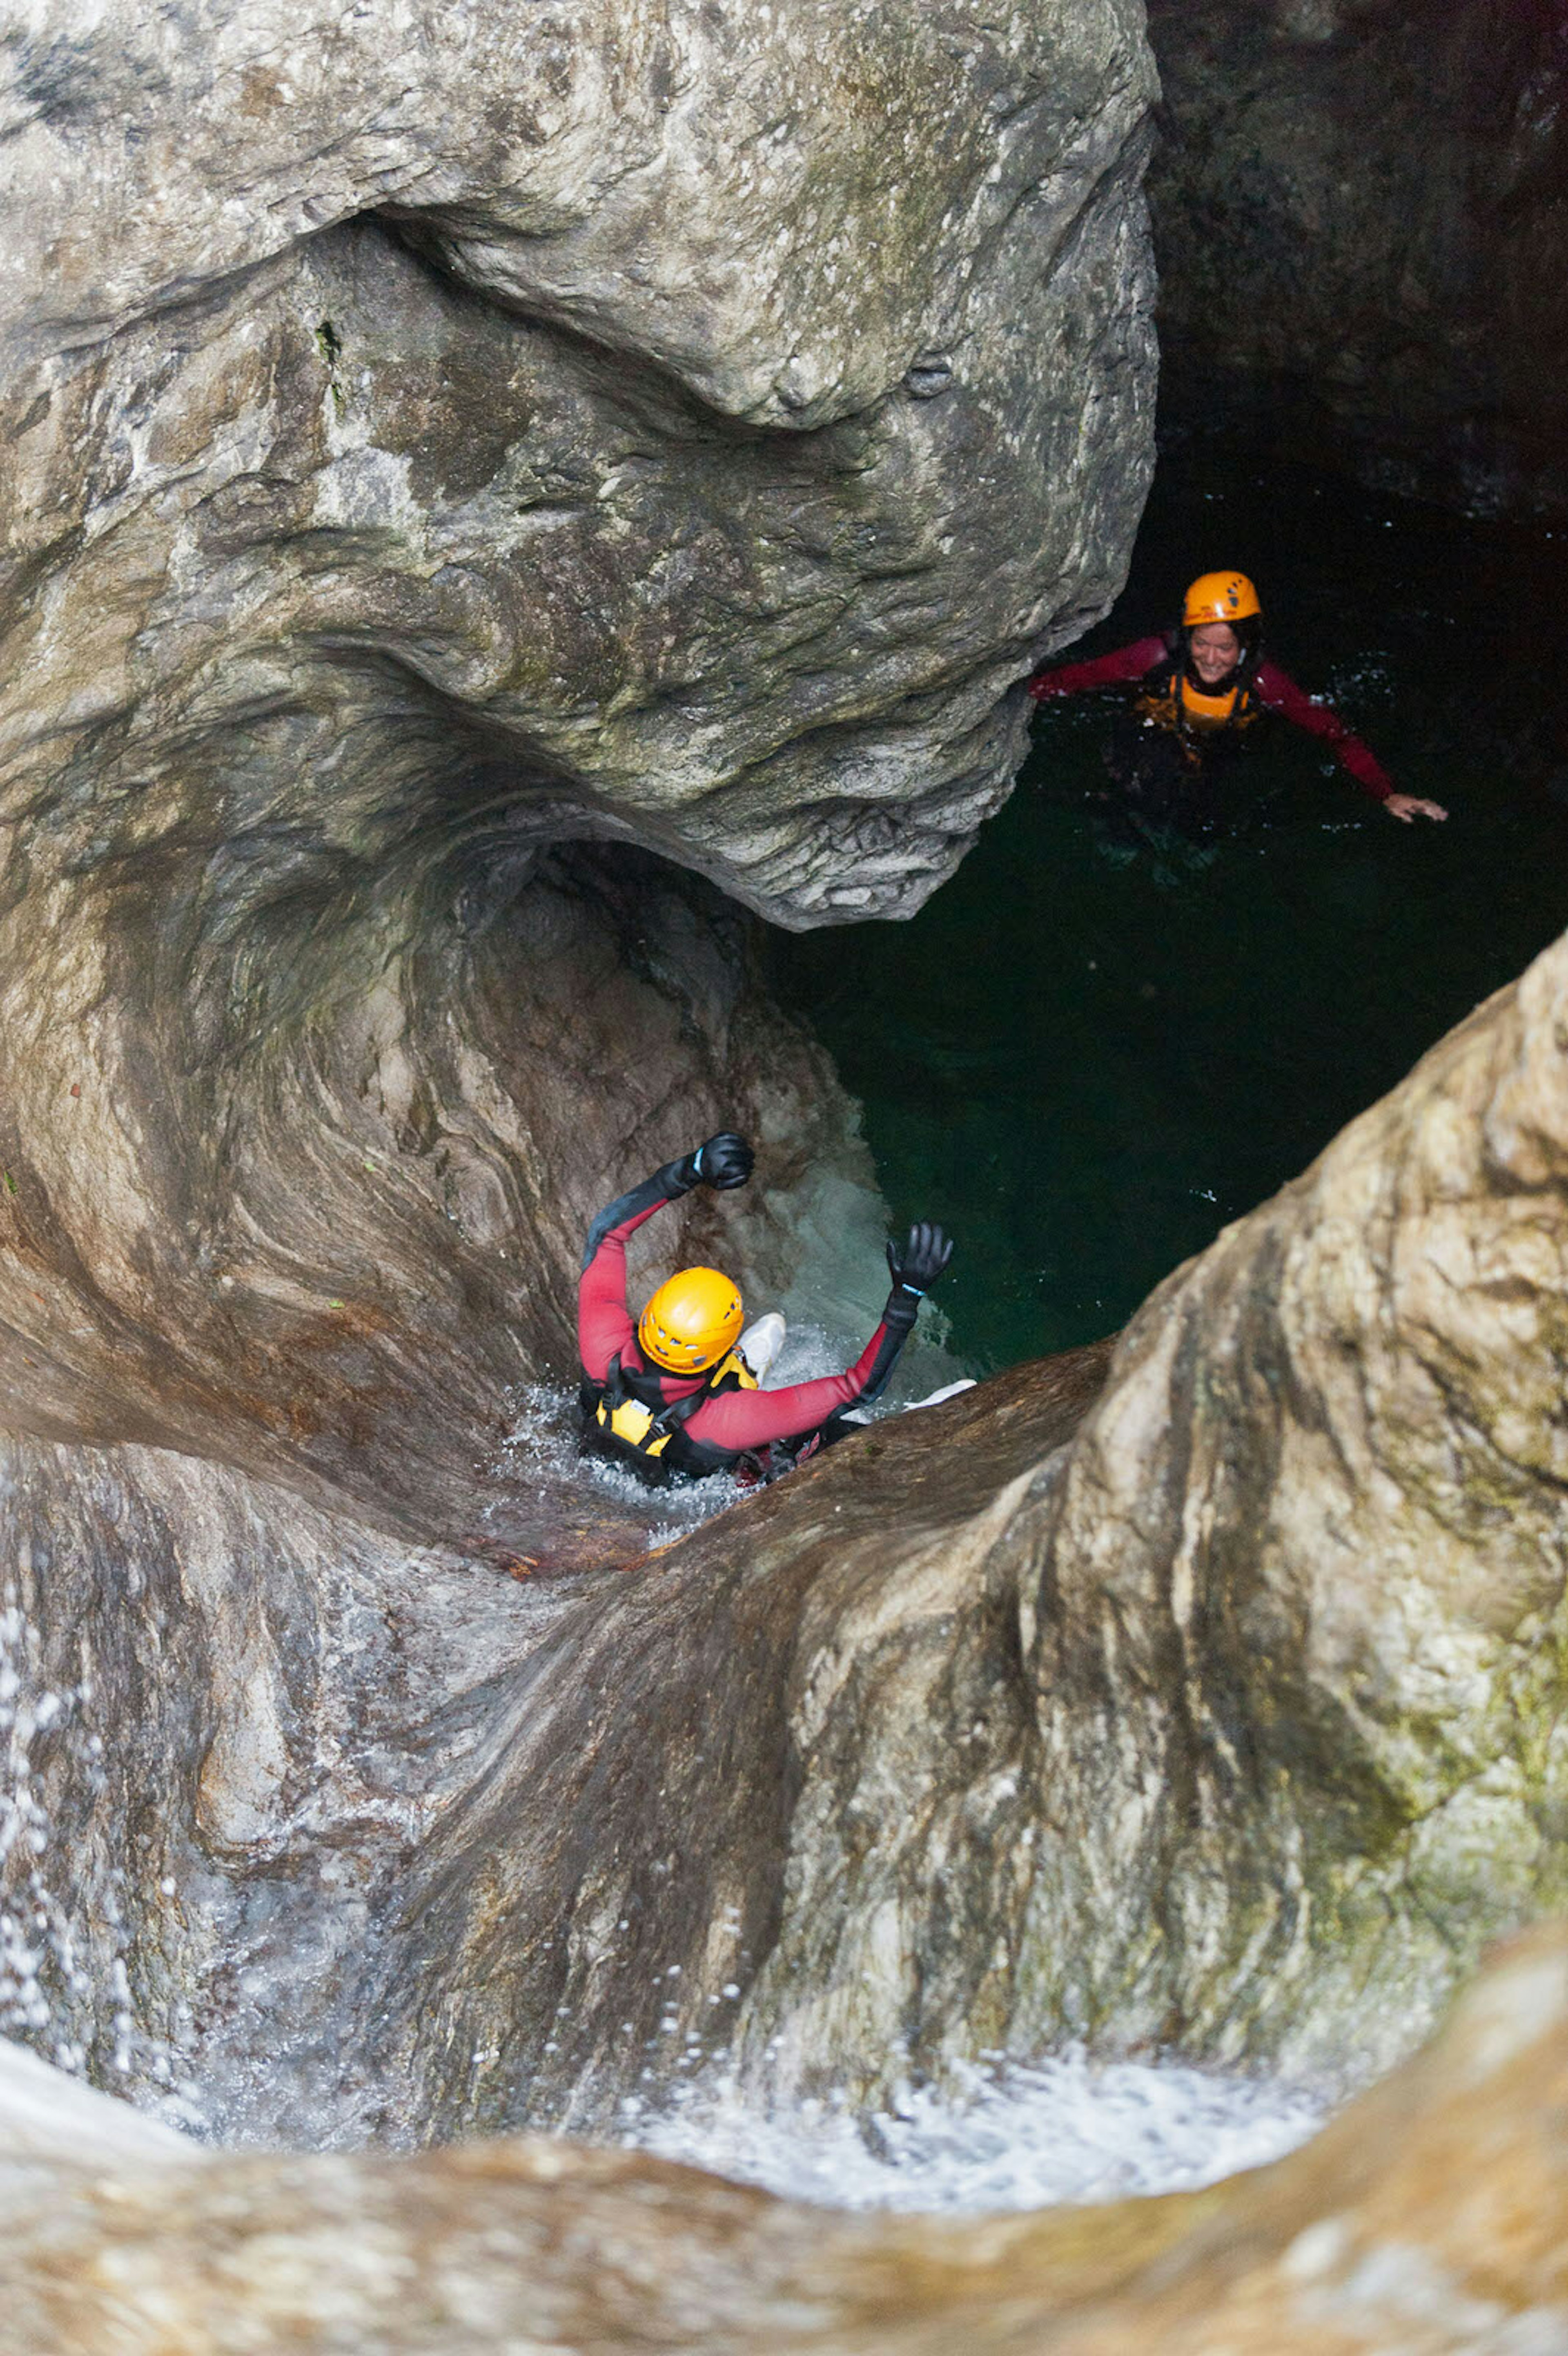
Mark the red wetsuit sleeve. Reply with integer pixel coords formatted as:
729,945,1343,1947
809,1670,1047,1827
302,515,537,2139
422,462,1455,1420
683,1324,894,1453
578,1190,670,1384
1029,637,1168,700
1255,659,1394,799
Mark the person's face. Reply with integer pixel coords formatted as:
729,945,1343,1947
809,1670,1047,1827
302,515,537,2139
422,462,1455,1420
1189,622,1241,684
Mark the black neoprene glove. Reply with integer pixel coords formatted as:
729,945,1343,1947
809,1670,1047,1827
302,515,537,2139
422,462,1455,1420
665,1132,755,1195
883,1221,953,1329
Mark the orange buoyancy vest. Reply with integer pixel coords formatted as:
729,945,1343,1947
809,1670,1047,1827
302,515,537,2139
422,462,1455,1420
1133,652,1264,761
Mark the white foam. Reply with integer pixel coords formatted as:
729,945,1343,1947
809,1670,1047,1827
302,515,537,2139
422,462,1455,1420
497,1317,911,1551
496,1382,744,1546
621,2053,1324,2212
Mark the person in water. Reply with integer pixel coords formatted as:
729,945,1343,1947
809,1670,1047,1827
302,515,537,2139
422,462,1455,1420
578,1130,953,1485
1029,571,1448,834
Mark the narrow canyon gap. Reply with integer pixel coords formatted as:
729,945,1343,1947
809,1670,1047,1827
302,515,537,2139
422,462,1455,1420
1,15,1567,2354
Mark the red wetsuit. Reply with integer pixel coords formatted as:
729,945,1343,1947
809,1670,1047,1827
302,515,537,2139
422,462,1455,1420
1030,635,1394,800
578,1166,913,1476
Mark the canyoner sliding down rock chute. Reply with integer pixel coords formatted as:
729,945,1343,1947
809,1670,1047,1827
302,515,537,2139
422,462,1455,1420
577,1128,954,1487
2,0,1568,2345
0,0,1155,1551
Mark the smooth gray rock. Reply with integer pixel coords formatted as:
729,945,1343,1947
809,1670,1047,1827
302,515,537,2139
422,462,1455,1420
1,0,1157,932
4,0,1565,2208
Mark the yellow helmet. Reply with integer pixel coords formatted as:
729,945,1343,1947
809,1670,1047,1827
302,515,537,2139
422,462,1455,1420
638,1267,744,1374
1183,571,1262,628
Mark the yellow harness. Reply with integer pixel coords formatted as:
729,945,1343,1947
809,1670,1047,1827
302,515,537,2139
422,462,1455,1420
592,1346,757,1467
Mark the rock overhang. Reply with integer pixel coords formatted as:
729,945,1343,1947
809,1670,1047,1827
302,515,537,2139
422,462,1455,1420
2,0,1158,929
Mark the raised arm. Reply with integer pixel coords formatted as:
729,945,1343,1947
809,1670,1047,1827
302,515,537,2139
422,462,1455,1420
577,1133,753,1383
693,1224,953,1452
1029,636,1168,701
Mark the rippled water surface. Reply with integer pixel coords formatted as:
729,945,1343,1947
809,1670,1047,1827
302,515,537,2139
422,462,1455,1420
771,432,1568,1369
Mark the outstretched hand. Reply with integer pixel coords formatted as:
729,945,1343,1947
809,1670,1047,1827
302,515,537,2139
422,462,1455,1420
887,1221,954,1294
1384,793,1448,823
693,1132,754,1190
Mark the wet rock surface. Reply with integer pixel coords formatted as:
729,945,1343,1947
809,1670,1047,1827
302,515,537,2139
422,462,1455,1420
1021,929,1568,2079
11,926,1568,2141
3,1926,1566,2354
0,1346,1112,2139
1146,0,1568,517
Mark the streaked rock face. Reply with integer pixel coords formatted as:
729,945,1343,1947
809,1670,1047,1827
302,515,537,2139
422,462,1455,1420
10,945,1568,2140
1014,929,1568,2078
4,1927,1567,2355
1145,0,1568,517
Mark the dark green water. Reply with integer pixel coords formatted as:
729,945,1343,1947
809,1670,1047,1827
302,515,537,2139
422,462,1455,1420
770,430,1568,1372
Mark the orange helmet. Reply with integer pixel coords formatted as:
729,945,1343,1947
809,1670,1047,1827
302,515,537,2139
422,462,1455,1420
1183,571,1262,628
638,1267,744,1374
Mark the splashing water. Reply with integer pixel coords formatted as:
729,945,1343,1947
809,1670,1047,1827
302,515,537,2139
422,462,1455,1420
5,1487,1328,2209
0,1575,185,2097
620,2053,1325,2212
0,2019,1326,2217
497,1317,918,1549
498,1382,746,1545
0,1582,96,2068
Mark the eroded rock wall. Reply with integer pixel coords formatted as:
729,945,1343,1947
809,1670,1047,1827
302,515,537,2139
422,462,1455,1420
11,931,1568,2140
739,929,1568,2094
0,0,1157,1543
1011,928,1568,2073
1146,0,1568,517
